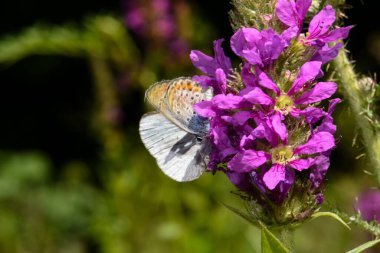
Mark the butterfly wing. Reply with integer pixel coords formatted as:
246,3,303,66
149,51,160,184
145,80,171,112
139,112,210,181
165,78,213,135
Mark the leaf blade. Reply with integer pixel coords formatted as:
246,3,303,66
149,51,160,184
311,211,351,230
346,239,380,253
260,223,289,253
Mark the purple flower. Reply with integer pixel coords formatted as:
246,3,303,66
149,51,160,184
311,42,343,64
191,39,232,94
186,0,346,210
276,1,352,45
356,190,380,223
228,127,335,189
253,61,337,122
276,0,312,32
276,1,352,64
309,155,330,190
230,28,287,68
193,57,338,191
304,5,352,45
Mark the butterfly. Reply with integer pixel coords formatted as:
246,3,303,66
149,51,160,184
139,77,213,181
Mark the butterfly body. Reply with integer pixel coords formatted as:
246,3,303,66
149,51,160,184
139,78,213,181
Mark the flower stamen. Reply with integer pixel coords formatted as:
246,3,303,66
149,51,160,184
271,146,294,165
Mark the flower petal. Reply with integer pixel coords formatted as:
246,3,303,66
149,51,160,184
289,157,315,171
213,39,232,73
328,98,341,115
256,68,281,95
220,148,238,159
288,61,322,95
251,124,267,139
190,39,232,76
228,150,270,173
234,111,254,125
259,29,287,63
190,50,217,75
263,164,286,190
241,49,263,66
295,81,337,104
231,28,286,67
192,75,215,89
212,94,244,109
215,68,227,94
294,132,335,155
317,121,337,135
222,111,253,126
321,25,353,43
193,101,215,117
242,87,275,105
309,155,330,189
275,0,298,27
230,28,260,57
311,43,343,64
281,26,299,44
308,5,336,38
226,171,253,193
296,0,312,23
271,112,287,142
241,63,258,87
296,106,326,124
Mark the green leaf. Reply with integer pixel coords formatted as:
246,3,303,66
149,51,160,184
311,211,351,230
346,239,380,253
260,224,289,253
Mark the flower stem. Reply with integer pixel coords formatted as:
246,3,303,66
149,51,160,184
333,48,380,184
330,207,380,237
274,227,295,252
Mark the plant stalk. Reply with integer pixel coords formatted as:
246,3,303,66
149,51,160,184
274,227,295,252
333,48,380,184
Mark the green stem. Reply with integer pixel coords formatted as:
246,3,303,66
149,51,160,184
328,207,380,237
333,49,380,184
274,227,295,253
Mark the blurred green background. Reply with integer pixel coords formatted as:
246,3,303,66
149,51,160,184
0,0,379,252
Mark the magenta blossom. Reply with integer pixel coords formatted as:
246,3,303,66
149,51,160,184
251,61,337,124
186,0,350,209
190,39,232,94
230,28,288,68
276,0,312,32
303,5,352,45
276,0,352,63
276,0,352,44
195,93,336,190
228,121,335,190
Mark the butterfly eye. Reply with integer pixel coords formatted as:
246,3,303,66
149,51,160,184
196,136,203,143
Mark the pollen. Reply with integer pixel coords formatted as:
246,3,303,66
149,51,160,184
275,94,294,115
271,146,294,165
